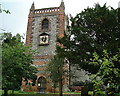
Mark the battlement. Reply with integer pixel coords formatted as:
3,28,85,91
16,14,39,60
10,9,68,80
34,7,60,14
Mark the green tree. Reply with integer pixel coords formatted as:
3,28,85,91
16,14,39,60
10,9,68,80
91,49,120,95
58,4,120,74
0,3,10,92
57,4,120,95
47,55,65,96
1,33,37,95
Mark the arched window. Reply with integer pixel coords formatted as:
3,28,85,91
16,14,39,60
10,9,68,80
42,19,49,30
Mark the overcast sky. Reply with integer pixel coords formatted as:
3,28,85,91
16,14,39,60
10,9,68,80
0,0,119,38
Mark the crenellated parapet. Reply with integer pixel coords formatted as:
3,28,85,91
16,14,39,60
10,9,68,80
34,7,60,14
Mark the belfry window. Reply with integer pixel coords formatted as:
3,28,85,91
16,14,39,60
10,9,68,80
42,19,49,30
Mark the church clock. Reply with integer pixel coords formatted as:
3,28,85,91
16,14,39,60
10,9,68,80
39,33,49,45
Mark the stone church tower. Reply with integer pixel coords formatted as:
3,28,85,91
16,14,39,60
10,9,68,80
25,1,68,92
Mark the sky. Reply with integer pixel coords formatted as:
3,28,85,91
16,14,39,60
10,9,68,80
0,0,120,39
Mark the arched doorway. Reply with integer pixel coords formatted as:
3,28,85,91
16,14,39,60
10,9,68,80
37,76,47,93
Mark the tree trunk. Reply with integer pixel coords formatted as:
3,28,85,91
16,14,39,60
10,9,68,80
4,89,8,96
12,90,14,94
54,88,55,93
59,78,63,96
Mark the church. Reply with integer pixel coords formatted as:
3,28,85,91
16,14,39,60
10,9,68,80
23,0,89,92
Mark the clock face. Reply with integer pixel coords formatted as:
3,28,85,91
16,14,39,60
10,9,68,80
39,35,49,45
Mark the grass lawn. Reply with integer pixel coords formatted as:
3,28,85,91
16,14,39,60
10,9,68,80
0,90,36,95
0,90,94,96
2,90,120,96
1,94,84,96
